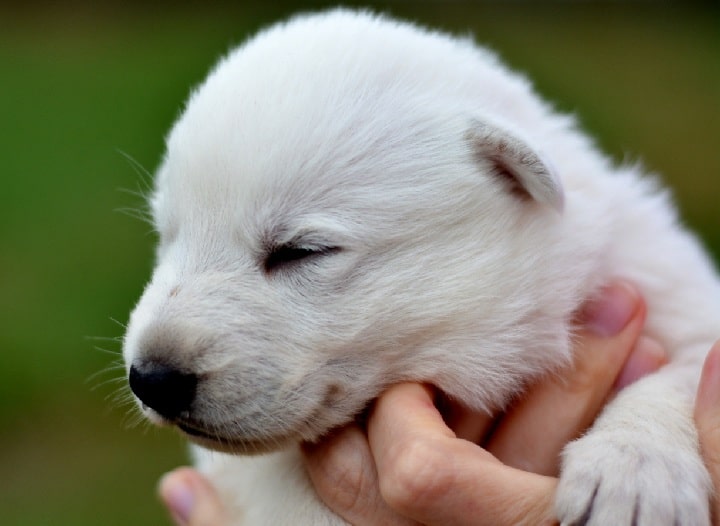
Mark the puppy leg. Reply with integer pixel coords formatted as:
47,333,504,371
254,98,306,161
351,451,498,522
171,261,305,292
556,360,711,526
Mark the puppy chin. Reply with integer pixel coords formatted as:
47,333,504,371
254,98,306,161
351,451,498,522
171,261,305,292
178,425,296,455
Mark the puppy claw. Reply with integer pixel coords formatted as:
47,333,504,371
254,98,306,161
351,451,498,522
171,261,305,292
556,431,711,526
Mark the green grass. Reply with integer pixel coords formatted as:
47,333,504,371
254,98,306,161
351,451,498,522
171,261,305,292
0,2,717,525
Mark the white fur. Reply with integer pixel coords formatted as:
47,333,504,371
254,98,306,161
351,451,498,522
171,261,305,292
123,10,720,525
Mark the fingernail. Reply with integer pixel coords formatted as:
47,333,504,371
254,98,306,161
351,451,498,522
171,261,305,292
160,473,194,526
584,282,640,337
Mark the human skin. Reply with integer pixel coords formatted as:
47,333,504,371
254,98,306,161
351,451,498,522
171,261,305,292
300,281,660,526
158,281,720,525
695,340,720,525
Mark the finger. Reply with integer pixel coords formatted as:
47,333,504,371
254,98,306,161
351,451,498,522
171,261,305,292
612,335,668,393
486,281,646,476
159,467,229,526
694,340,720,524
436,391,494,444
302,425,418,526
368,383,558,526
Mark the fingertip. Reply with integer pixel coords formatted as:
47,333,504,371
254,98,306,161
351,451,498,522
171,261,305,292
369,383,456,447
612,336,668,392
569,280,648,387
159,468,226,526
383,382,438,407
159,468,197,526
696,340,720,419
579,280,645,337
372,383,443,421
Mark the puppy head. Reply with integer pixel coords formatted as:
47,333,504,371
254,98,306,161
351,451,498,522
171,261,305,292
123,10,569,454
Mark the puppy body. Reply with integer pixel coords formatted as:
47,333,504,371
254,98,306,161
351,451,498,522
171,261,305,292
123,10,720,525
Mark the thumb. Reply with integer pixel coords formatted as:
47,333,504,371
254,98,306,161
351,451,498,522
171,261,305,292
694,340,720,525
369,384,558,526
159,467,229,526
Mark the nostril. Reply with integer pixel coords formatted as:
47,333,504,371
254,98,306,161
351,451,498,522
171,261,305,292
129,362,198,420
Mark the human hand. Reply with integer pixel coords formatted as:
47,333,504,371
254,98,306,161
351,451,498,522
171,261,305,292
157,337,720,526
159,467,229,526
157,280,670,526
302,281,667,525
694,339,720,523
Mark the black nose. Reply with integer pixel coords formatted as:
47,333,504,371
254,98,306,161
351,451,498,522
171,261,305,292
129,362,197,419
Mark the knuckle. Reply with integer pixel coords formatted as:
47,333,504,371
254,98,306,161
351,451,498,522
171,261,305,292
379,437,450,513
565,367,600,396
309,432,375,516
561,353,612,397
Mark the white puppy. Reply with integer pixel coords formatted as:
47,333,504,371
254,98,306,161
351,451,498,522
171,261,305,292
123,9,720,525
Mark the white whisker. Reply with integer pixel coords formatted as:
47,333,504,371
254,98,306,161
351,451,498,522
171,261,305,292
109,317,127,330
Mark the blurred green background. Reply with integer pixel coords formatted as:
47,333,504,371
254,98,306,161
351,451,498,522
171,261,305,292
0,1,717,524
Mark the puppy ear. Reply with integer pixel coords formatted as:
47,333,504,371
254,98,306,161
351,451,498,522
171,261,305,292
469,120,564,212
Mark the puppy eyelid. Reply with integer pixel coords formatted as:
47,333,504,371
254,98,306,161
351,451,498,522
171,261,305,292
262,243,340,274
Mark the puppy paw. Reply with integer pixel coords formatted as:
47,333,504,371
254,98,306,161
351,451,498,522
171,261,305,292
555,431,711,526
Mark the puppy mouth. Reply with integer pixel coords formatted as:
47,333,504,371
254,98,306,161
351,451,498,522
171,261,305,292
136,403,288,454
136,379,349,454
173,417,295,454
176,420,220,440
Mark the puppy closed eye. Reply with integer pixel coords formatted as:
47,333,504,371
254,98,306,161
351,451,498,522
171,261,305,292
263,244,340,273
